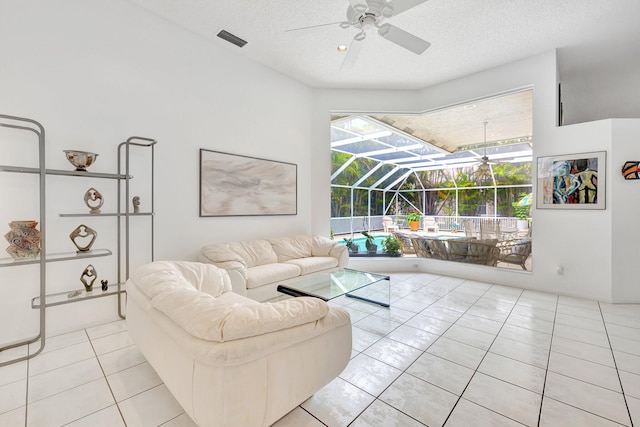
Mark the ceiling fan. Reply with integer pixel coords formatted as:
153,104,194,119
286,0,431,69
476,121,506,175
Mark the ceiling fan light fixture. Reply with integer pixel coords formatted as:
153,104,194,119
337,45,348,52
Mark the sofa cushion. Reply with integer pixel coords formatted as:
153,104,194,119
228,240,278,268
246,263,301,289
268,235,313,262
284,256,339,275
132,260,232,299
200,243,249,280
311,236,336,256
150,288,329,342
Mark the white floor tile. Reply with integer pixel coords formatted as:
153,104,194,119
91,330,135,356
553,323,610,348
28,357,104,403
506,313,554,334
160,412,199,427
539,397,623,427
406,352,475,395
351,326,384,352
511,304,556,322
499,324,552,349
446,398,524,427
338,306,370,323
547,351,621,392
98,344,147,376
551,336,615,367
271,406,325,427
404,314,453,335
627,395,640,426
371,306,416,323
386,297,431,313
354,315,402,336
557,295,600,311
363,337,423,370
301,377,375,427
544,371,630,425
86,320,128,340
466,305,510,322
455,313,504,335
380,373,458,427
420,305,464,323
37,330,88,355
462,372,541,426
619,369,640,399
0,359,27,387
609,334,640,356
107,362,163,402
28,341,95,377
118,384,185,427
0,406,25,426
489,336,549,369
0,378,26,414
613,350,640,375
386,325,439,351
606,323,640,342
26,378,114,427
427,337,487,369
350,399,425,427
65,405,126,427
443,324,496,350
555,304,602,321
554,313,606,333
478,352,546,394
339,353,402,396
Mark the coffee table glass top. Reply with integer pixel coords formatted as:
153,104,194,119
277,268,390,306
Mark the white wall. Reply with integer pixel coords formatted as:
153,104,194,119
0,0,313,340
312,51,621,303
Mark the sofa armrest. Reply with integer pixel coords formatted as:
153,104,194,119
227,270,247,296
330,244,349,268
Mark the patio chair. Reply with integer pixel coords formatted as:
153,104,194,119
410,236,433,258
461,219,477,238
392,231,415,255
465,239,500,266
480,220,501,240
423,216,439,233
498,238,532,270
382,216,399,233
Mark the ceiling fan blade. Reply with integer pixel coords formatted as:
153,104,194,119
285,21,346,34
378,24,430,54
341,34,365,70
386,0,429,16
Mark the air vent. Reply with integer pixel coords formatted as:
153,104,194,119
216,30,247,48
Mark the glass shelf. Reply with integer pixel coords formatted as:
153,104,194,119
0,248,112,267
59,212,154,218
32,282,125,308
0,165,130,179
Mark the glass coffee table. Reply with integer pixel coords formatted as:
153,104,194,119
277,268,390,307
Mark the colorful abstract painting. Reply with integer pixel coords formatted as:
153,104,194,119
537,151,606,210
621,161,640,180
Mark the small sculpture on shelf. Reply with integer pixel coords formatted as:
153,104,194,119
132,196,140,214
69,224,97,253
101,279,109,292
67,290,82,299
80,264,97,292
84,187,104,214
5,220,41,260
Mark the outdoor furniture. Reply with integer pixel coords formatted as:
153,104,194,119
382,216,399,233
498,238,532,270
424,216,439,233
392,231,417,255
462,219,478,238
410,236,499,266
480,220,501,240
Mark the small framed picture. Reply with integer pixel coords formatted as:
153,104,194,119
537,151,605,210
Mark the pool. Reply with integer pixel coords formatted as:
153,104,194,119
338,235,389,250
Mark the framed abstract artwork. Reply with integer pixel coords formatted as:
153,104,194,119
536,151,606,210
199,149,297,217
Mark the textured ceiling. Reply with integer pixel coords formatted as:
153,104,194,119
128,0,640,90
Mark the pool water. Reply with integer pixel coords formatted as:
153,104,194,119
338,235,389,250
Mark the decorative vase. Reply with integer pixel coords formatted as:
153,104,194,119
5,221,41,260
409,221,420,231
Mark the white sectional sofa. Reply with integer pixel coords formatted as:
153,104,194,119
199,234,348,301
126,260,352,427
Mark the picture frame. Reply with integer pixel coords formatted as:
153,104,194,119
536,151,605,210
199,149,297,217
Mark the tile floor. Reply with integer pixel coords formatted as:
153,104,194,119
2,272,640,426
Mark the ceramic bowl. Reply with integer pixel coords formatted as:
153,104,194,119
63,150,99,171
8,220,38,229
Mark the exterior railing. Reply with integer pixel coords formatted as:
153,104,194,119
331,215,523,236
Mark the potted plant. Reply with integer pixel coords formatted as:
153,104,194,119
382,235,402,257
361,231,378,255
406,212,422,231
512,193,531,230
343,237,359,254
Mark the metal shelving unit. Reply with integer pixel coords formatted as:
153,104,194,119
0,114,156,366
